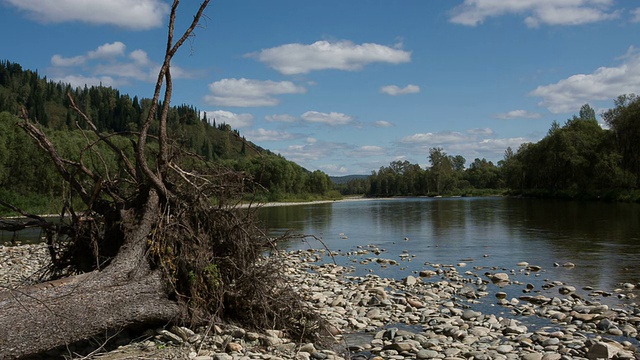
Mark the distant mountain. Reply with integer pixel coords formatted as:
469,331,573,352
329,174,369,184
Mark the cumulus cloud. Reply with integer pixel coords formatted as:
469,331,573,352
530,49,640,113
380,84,420,96
401,131,469,144
278,140,346,164
632,8,640,23
449,0,619,27
396,128,533,164
494,109,544,119
204,78,307,107
373,120,394,128
265,114,298,123
301,111,354,126
54,74,118,88
347,145,386,157
467,128,494,136
49,43,185,87
5,0,169,29
51,54,85,67
245,128,296,142
129,49,151,65
248,40,411,75
87,41,126,59
319,164,349,174
206,110,253,129
52,42,127,67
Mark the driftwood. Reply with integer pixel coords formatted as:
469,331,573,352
0,191,184,358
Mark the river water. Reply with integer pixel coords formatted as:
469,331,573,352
258,197,640,315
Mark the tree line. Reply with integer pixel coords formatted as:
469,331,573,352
340,101,640,201
0,60,334,214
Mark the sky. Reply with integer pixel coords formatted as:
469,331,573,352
2,0,640,176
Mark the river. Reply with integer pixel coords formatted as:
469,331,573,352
3,196,639,312
258,196,640,315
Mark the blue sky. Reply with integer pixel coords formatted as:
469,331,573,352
2,0,640,176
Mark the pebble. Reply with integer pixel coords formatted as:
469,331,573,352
2,244,640,359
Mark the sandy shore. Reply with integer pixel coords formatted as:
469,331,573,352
240,196,385,208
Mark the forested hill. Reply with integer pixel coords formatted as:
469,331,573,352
0,60,336,214
0,59,268,160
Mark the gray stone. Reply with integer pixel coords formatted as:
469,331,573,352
495,344,514,354
159,329,184,344
587,342,619,360
416,349,439,359
521,353,542,360
212,354,233,360
299,343,316,354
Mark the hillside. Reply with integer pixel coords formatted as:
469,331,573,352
0,60,336,214
329,174,369,184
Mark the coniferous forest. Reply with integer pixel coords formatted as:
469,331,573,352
0,60,337,214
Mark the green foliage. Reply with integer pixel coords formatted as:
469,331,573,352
368,153,504,197
203,263,220,288
502,100,638,200
0,60,334,213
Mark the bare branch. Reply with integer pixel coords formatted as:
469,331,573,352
67,94,137,179
18,109,92,204
137,0,210,199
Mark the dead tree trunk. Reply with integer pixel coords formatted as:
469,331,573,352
0,192,184,359
0,1,208,358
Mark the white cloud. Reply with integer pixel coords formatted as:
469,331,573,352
494,109,544,119
347,145,386,157
467,128,494,136
49,43,181,87
632,8,640,23
5,0,169,30
319,164,349,174
55,75,118,88
248,40,411,75
397,127,533,163
265,114,298,123
373,120,394,128
51,54,85,67
380,84,420,96
301,111,354,126
52,42,126,67
93,62,156,82
245,128,296,142
206,110,253,129
401,131,469,144
204,78,307,107
87,41,126,59
129,49,151,65
450,0,618,27
530,49,640,113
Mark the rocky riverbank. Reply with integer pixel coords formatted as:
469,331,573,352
1,244,639,359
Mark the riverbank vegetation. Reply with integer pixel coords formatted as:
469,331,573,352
0,60,335,215
354,100,640,202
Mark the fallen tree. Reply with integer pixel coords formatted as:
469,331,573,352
0,2,326,358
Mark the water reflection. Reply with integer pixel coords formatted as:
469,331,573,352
258,197,640,302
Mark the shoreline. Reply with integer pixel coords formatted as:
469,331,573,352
1,244,639,359
238,195,392,209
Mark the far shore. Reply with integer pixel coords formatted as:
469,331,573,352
245,196,380,208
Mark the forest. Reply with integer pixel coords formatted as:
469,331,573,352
2,59,639,212
343,101,640,202
0,60,336,214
